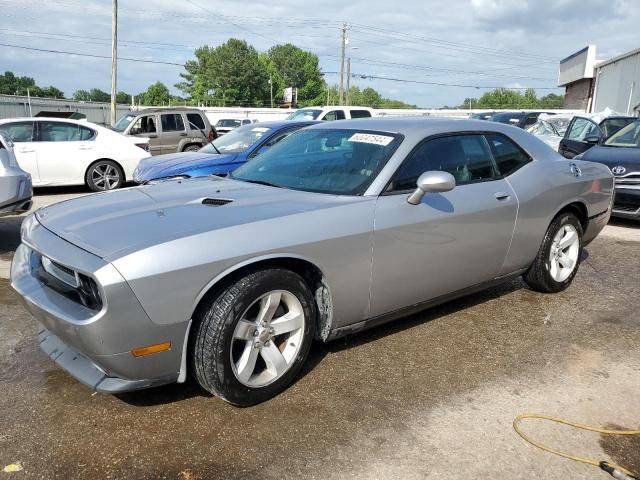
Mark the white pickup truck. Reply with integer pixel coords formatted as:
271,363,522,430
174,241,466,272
286,106,374,121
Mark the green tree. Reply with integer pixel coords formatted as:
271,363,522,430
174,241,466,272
267,43,324,107
0,71,65,98
177,38,269,107
142,81,171,105
89,88,111,102
73,89,91,101
116,91,132,104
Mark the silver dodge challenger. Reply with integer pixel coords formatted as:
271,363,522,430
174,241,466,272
11,118,613,406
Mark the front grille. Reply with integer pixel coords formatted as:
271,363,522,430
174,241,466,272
614,172,640,186
36,254,103,311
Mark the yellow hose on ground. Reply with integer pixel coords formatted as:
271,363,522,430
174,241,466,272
513,413,640,478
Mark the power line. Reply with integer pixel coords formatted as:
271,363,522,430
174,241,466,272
0,42,185,66
322,71,561,90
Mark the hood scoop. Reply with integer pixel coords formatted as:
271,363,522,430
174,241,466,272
202,198,232,207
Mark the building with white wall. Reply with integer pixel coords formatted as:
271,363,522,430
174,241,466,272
592,47,640,115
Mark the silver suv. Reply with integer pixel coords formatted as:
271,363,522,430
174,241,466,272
113,108,217,155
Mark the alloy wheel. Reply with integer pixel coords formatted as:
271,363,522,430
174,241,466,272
548,224,580,282
91,163,120,190
230,290,305,388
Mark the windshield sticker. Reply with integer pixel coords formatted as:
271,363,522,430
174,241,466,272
348,133,394,146
252,127,269,132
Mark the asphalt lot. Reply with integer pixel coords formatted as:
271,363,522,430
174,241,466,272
0,188,639,479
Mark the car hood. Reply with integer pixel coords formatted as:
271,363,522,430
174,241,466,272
134,152,239,181
580,145,640,170
35,177,364,261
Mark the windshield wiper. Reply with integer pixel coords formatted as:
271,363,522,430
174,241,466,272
238,179,281,188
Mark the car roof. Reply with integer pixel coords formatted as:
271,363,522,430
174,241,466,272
236,120,320,128
304,116,530,138
129,107,205,114
0,117,100,126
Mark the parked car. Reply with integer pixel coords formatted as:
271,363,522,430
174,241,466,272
526,114,573,151
286,106,373,121
12,118,613,406
573,119,640,220
113,108,217,155
215,118,255,136
133,121,318,184
0,118,150,191
558,113,636,159
470,111,496,120
0,133,32,217
491,111,554,129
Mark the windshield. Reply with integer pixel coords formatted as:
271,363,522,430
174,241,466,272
491,112,526,125
527,120,558,136
286,109,322,120
200,125,272,154
216,119,242,128
113,114,136,132
604,120,640,148
231,128,403,195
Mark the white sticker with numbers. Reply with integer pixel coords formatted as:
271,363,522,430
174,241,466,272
348,133,394,146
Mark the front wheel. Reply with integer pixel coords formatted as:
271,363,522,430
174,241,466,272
191,269,316,406
524,212,583,293
86,160,124,191
183,144,201,152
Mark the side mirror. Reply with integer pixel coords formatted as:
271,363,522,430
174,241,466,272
584,135,601,144
407,171,456,205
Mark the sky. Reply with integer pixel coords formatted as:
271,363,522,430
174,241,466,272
0,0,638,107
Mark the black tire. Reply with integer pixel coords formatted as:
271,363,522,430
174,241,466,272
183,144,202,152
85,160,124,192
524,212,583,293
191,269,316,406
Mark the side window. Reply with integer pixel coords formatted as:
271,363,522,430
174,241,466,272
523,114,538,129
350,110,372,118
388,135,500,192
566,118,601,141
186,113,205,131
161,113,185,132
0,122,34,142
322,110,346,121
601,118,634,139
250,128,299,158
485,134,531,176
37,122,94,142
131,115,156,134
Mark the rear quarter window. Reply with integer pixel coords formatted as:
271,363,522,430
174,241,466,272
485,133,531,176
350,110,372,118
186,113,206,131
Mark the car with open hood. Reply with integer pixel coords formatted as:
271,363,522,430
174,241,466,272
12,118,613,406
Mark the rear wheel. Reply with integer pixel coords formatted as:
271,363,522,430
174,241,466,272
524,212,583,293
86,160,124,191
183,144,201,152
191,269,316,406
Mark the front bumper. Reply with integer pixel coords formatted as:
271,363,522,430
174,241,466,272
11,217,189,393
0,170,32,217
611,187,640,219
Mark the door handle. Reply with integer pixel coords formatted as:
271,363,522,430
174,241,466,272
179,132,188,137
494,192,511,201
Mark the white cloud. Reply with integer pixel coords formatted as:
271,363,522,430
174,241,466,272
0,0,638,106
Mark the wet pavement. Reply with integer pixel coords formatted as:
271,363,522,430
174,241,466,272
0,189,639,479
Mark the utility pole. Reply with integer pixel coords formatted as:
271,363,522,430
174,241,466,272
269,75,273,108
110,0,117,126
346,58,351,105
339,22,347,106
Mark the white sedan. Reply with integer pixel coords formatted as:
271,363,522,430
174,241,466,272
0,117,151,191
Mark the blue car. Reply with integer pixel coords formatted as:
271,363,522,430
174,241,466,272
133,120,318,183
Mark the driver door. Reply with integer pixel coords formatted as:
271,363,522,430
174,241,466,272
559,117,601,158
370,133,518,317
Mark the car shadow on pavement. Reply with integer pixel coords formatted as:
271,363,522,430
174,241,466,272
609,218,639,229
0,216,24,255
